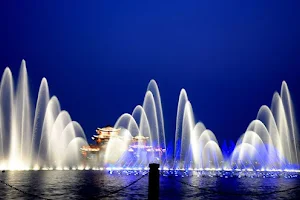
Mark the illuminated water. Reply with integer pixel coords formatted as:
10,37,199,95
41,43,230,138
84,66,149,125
0,60,299,171
0,60,87,170
0,171,299,199
111,78,300,170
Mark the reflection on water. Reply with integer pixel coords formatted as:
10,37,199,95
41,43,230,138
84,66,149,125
0,171,299,200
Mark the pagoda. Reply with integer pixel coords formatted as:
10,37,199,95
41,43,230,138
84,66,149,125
80,126,121,164
92,126,121,144
80,125,166,166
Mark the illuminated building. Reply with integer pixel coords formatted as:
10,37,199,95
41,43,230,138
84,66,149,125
80,126,166,166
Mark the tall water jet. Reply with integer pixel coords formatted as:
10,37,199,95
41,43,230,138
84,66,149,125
30,78,50,163
174,89,189,166
10,60,31,166
280,81,299,165
180,101,195,168
0,60,87,170
147,80,166,151
143,91,160,148
0,67,14,163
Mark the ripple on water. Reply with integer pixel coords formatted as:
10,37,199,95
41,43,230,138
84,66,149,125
0,171,300,200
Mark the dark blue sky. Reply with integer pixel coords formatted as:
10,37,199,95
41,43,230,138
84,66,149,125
1,1,300,145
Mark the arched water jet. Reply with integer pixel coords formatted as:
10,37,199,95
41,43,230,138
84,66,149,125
112,114,143,167
256,105,283,163
271,92,293,164
181,101,195,168
37,96,61,166
198,129,219,168
202,141,223,169
174,89,189,166
231,143,261,169
131,105,154,161
239,131,268,162
132,105,152,143
114,113,139,136
191,122,206,168
247,120,271,144
143,91,159,148
30,78,50,163
147,79,166,150
0,67,14,166
246,120,280,167
49,111,73,167
280,81,299,165
55,121,86,167
64,137,88,168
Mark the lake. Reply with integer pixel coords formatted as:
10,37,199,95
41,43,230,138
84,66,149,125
0,170,299,199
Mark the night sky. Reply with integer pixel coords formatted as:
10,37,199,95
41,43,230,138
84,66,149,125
1,1,300,146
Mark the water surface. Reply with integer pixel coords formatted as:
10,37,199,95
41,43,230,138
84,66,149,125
0,171,299,199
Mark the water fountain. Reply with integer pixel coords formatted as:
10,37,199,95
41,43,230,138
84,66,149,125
0,60,88,170
0,60,299,172
173,89,223,170
231,81,299,170
107,83,227,170
105,80,167,168
108,79,299,171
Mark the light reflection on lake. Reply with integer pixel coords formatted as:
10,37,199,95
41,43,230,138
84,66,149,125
0,171,299,200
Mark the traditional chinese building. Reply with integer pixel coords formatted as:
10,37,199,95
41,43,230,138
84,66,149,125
80,125,166,166
81,126,120,151
92,126,121,144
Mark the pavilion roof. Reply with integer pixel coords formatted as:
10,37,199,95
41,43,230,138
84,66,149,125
133,135,149,140
96,126,121,132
